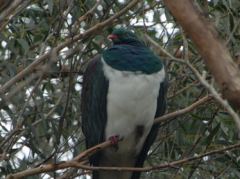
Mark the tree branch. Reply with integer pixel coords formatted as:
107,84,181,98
163,0,240,108
154,95,212,124
0,0,28,30
6,140,113,179
145,31,240,131
187,62,240,131
0,0,140,95
5,95,214,178
75,142,240,172
7,140,240,178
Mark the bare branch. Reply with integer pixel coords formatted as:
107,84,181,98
6,140,113,179
144,34,186,63
0,0,30,30
163,0,240,108
0,0,140,95
7,140,240,178
187,62,240,131
154,95,212,124
145,32,240,131
75,142,240,172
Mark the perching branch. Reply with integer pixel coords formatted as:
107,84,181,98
7,139,240,178
74,143,240,172
6,140,114,179
69,142,240,172
6,96,213,178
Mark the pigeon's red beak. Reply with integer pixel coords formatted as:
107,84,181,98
107,34,118,40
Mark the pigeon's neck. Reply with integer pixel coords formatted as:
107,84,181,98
102,45,163,74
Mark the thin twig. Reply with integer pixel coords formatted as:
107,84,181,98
0,0,140,96
187,62,240,131
0,0,139,96
72,0,102,33
144,34,185,63
145,34,240,131
168,81,199,99
154,95,212,124
0,0,30,30
6,140,113,179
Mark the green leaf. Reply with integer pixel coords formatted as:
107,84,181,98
17,38,29,54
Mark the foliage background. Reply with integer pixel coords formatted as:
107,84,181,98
0,0,240,178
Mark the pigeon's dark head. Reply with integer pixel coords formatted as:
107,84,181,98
108,28,144,46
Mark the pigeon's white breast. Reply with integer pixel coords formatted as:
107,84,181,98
102,58,165,154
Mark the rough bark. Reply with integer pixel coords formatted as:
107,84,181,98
163,0,240,109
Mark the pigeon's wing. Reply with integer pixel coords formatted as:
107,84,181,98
81,55,109,166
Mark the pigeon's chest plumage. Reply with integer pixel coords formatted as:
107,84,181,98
102,58,165,155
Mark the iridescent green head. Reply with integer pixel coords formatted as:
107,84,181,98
108,28,143,46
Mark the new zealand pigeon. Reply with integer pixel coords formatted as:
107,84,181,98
81,28,167,179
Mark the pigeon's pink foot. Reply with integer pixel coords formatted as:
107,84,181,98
108,135,120,145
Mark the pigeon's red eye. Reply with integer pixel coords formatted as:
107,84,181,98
107,34,118,40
